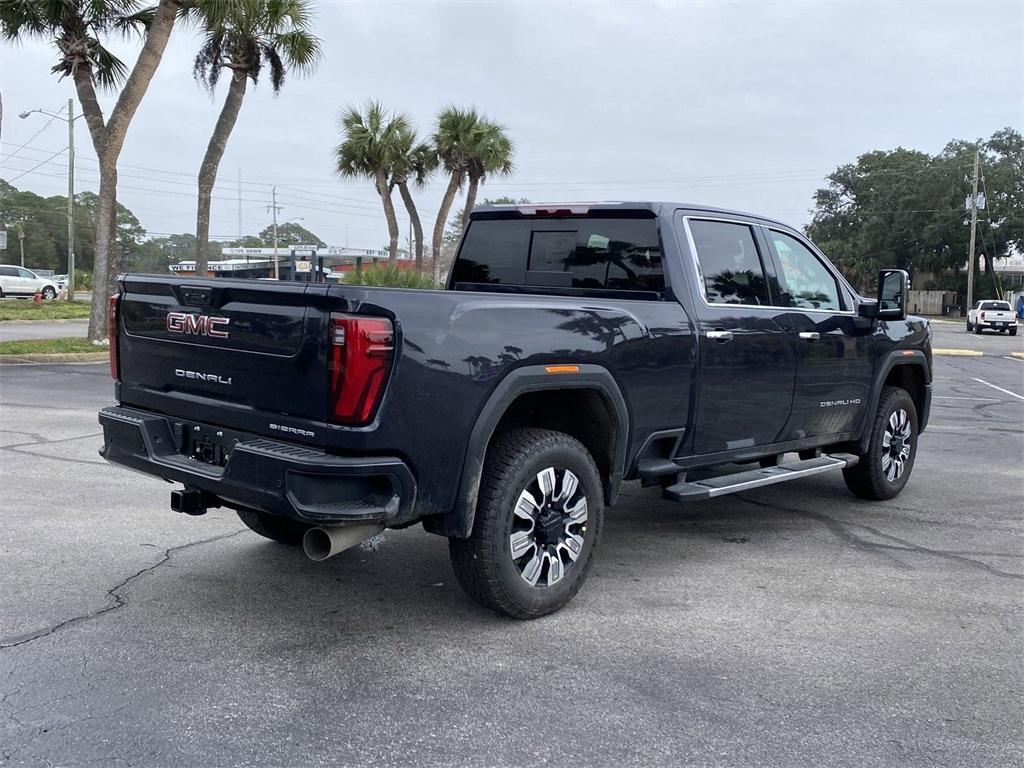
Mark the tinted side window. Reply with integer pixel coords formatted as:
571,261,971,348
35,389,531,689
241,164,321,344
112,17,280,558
769,231,842,311
453,217,664,292
0,267,18,277
689,219,770,305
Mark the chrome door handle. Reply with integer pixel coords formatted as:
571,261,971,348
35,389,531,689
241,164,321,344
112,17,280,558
798,332,821,341
706,330,733,342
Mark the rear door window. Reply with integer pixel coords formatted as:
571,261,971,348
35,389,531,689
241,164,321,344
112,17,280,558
452,216,664,293
688,219,771,305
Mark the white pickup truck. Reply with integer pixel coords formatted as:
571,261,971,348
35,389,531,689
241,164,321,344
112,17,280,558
967,300,1018,335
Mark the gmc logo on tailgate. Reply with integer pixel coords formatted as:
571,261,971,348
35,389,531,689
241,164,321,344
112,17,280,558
166,311,230,338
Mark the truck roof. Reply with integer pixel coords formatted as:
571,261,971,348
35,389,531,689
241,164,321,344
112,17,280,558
471,201,796,231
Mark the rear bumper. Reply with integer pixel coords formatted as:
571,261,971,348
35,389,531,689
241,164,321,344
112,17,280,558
98,406,416,526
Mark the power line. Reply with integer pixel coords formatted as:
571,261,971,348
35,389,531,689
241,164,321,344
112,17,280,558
5,146,68,183
1,106,63,162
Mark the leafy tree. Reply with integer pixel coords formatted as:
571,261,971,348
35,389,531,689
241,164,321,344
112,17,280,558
0,179,164,274
391,126,437,272
335,102,409,264
1,0,183,340
258,221,324,247
189,0,321,272
460,121,514,233
806,128,1023,298
431,107,483,282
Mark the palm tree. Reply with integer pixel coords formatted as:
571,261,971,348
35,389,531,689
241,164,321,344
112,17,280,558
431,107,484,283
460,121,513,233
335,102,408,264
189,0,321,272
1,0,181,341
391,127,437,273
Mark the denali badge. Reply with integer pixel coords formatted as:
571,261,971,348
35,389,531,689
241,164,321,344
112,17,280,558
167,311,230,338
175,369,232,386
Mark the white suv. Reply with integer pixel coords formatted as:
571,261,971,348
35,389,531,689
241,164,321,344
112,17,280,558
0,265,59,299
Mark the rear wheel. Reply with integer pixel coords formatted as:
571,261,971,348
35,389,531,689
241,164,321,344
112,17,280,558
975,323,983,334
236,508,311,545
843,386,918,501
1011,326,1018,337
965,320,972,332
449,428,603,619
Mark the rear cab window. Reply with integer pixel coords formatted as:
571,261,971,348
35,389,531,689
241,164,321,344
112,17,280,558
451,212,665,296
979,301,1011,311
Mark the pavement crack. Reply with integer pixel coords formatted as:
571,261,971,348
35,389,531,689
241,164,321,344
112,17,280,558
0,530,245,651
0,431,102,450
740,497,1024,580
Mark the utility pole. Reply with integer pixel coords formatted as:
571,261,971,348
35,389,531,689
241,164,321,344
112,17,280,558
965,149,980,314
66,98,75,301
271,186,280,280
237,169,242,239
19,101,78,300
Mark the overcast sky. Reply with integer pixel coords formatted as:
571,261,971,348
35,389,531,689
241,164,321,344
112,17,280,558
1,0,1021,251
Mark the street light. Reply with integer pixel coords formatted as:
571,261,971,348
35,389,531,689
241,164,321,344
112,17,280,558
20,99,82,301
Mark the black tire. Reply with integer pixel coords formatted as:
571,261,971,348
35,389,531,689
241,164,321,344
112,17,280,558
843,386,918,501
965,321,972,332
41,286,56,300
975,322,983,335
449,428,604,619
1011,326,1018,337
236,508,311,545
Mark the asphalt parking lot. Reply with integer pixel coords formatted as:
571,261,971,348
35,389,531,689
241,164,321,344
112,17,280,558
0,319,1021,767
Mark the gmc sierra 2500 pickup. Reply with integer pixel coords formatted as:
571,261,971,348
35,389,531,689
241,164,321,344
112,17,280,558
99,202,932,618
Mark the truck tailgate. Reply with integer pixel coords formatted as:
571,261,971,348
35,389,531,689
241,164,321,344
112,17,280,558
116,276,328,445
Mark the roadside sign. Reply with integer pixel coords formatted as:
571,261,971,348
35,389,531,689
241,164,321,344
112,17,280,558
295,260,312,273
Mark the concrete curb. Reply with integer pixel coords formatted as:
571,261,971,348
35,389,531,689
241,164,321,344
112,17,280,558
0,352,107,364
0,318,90,325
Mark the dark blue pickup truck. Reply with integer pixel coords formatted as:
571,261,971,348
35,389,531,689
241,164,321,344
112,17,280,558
99,202,932,618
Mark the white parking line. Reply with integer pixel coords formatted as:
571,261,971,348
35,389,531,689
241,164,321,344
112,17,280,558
971,377,1024,402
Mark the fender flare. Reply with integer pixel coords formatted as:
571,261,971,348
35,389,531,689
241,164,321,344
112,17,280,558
858,349,931,453
442,364,630,539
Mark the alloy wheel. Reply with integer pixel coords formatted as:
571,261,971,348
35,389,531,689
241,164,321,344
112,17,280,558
881,408,912,482
509,467,588,587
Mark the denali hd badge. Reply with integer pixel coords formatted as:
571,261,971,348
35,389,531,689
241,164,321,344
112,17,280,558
167,311,230,338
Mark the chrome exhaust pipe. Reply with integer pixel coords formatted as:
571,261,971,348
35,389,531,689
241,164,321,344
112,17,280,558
302,524,384,562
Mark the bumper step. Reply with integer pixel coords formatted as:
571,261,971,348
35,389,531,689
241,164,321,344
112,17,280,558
662,454,858,502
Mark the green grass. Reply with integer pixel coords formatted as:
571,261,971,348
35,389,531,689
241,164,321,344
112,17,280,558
0,300,93,322
341,264,438,289
0,337,102,355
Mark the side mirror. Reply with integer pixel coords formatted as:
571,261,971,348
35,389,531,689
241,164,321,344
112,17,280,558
876,269,908,321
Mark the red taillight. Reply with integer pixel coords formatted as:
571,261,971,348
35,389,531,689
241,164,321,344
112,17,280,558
108,294,120,380
980,311,986,320
328,313,394,425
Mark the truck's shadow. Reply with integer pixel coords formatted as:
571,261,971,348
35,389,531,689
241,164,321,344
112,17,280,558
161,475,850,635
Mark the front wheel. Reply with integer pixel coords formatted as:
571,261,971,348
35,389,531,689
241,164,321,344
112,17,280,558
41,286,56,300
843,386,918,500
449,428,603,619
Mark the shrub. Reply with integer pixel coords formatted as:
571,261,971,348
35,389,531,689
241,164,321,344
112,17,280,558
342,264,437,289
